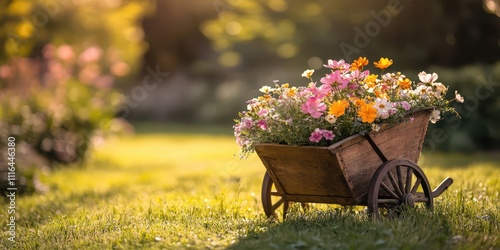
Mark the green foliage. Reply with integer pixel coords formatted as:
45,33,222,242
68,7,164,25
0,0,155,169
0,43,124,165
425,62,500,152
0,134,498,249
0,0,154,79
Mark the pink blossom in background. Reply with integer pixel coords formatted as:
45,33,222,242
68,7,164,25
78,46,102,65
56,44,75,62
0,65,11,79
110,62,130,77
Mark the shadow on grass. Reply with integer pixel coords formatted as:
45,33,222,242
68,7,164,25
228,208,455,250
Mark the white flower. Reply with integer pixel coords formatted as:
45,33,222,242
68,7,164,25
374,97,391,119
455,90,464,103
371,124,380,132
430,110,441,124
259,85,272,93
325,114,337,124
432,82,447,96
418,71,438,85
414,85,433,99
301,69,314,78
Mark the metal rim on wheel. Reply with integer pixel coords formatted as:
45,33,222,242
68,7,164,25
367,159,434,217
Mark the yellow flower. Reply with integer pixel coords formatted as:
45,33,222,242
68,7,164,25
328,100,349,117
364,74,378,88
357,103,377,123
281,83,289,88
301,69,314,78
398,78,411,89
350,57,369,71
374,57,393,70
286,87,297,97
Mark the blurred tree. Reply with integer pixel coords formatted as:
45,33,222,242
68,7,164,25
0,0,155,193
139,0,500,151
0,0,155,86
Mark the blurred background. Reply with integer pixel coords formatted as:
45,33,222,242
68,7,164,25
0,0,499,191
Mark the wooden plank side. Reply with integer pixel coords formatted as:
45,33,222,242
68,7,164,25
332,111,431,198
282,194,359,205
255,144,354,197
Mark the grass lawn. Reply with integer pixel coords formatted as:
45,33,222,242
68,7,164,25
1,132,499,249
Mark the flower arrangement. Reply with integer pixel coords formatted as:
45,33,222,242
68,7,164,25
234,57,464,158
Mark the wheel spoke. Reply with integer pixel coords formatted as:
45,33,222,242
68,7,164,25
414,197,430,202
381,182,400,199
405,167,413,194
377,199,400,205
410,177,422,194
396,166,405,194
270,191,280,196
272,198,284,211
387,171,403,197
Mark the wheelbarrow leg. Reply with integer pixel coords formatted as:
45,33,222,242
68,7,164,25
431,177,453,197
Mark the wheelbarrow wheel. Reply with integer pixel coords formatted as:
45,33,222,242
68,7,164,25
367,159,433,218
261,172,308,220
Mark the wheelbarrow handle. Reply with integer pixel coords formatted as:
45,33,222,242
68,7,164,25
432,177,454,197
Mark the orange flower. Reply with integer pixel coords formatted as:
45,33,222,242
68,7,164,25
357,103,377,123
350,57,369,71
374,57,393,70
374,89,388,99
328,100,349,117
351,97,366,107
398,78,411,89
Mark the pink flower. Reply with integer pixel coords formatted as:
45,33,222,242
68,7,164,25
321,130,335,140
301,97,327,118
309,130,323,143
257,109,269,117
257,120,267,130
320,71,349,90
239,117,253,130
400,101,411,111
323,59,349,70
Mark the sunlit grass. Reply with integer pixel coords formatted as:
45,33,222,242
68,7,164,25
1,133,499,249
